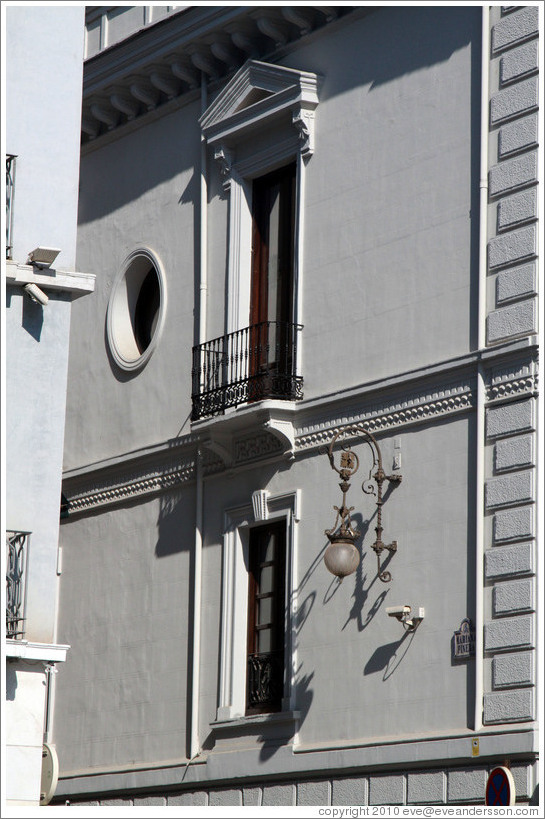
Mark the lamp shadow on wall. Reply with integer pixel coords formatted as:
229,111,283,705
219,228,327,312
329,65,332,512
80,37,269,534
364,631,415,681
339,510,391,633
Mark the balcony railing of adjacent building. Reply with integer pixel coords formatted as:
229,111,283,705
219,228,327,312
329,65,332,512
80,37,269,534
6,154,16,260
191,321,303,421
6,531,30,640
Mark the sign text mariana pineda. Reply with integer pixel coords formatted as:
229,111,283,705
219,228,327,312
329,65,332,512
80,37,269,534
454,618,475,659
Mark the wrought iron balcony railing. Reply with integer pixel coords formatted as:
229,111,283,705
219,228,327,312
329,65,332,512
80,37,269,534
191,321,303,421
6,154,16,260
6,530,30,640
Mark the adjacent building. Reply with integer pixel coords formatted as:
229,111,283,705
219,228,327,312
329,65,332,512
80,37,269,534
4,5,94,807
53,5,539,807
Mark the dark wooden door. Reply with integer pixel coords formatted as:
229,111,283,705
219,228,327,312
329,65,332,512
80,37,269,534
249,163,296,398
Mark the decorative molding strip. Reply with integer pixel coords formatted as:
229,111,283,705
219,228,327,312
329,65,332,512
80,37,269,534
295,379,475,453
62,348,538,517
235,431,284,464
485,354,538,403
63,455,196,517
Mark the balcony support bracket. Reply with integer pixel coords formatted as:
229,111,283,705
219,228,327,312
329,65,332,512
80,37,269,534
264,415,295,460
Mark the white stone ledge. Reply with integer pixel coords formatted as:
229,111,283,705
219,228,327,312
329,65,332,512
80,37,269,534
5,640,70,662
5,260,95,298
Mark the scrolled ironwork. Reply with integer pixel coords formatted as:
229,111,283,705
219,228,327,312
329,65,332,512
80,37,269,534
6,530,29,639
325,426,402,583
247,649,284,710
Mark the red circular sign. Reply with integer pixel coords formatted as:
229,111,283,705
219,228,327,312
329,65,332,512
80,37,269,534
486,767,516,806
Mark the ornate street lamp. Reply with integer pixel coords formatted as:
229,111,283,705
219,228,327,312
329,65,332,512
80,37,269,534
324,426,402,582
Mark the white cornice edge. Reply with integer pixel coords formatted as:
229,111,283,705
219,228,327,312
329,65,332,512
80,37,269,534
5,640,70,662
6,261,95,298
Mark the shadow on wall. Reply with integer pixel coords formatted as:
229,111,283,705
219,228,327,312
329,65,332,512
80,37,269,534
78,7,479,225
307,6,477,100
364,630,415,681
155,487,193,557
78,109,200,225
5,664,18,701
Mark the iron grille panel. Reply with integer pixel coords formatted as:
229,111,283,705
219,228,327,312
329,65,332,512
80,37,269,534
6,530,29,640
247,649,284,711
191,321,303,421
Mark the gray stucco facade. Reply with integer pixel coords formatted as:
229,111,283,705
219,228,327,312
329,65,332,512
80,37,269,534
53,5,539,807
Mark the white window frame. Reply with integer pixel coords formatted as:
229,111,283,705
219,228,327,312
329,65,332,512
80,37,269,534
217,489,300,722
200,60,320,352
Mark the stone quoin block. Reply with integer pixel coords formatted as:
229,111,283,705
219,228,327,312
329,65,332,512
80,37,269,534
209,789,242,806
492,6,539,53
485,542,534,579
483,689,534,724
407,771,445,805
71,802,99,806
488,225,536,269
493,506,534,544
242,788,261,806
490,77,538,125
509,763,533,799
485,471,534,509
487,299,536,343
447,768,487,803
493,651,534,689
495,434,534,472
297,780,330,805
133,796,166,806
493,578,534,616
369,774,405,805
497,188,537,231
101,799,133,806
498,114,538,157
262,784,296,806
500,40,539,85
486,399,534,439
489,152,537,197
485,615,533,652
167,792,208,806
331,776,368,806
496,261,536,304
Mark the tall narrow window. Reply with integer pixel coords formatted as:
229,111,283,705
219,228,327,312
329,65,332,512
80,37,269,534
249,164,296,401
246,522,286,714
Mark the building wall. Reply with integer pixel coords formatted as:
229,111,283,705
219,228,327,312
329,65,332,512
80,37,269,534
5,5,87,807
54,5,539,806
63,98,201,469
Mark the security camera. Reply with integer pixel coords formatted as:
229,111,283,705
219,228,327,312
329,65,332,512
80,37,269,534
24,283,49,306
386,605,411,619
386,605,425,632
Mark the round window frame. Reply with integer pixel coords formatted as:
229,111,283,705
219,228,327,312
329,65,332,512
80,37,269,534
106,247,167,372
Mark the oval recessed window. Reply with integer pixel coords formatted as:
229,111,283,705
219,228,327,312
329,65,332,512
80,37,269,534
107,248,166,371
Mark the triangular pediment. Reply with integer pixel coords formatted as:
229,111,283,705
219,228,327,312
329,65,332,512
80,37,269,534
200,59,320,143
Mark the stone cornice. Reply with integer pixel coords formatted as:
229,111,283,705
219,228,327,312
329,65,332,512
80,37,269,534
80,6,356,145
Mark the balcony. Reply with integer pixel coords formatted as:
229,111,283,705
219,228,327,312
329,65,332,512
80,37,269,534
6,154,16,260
6,531,29,640
192,321,303,422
